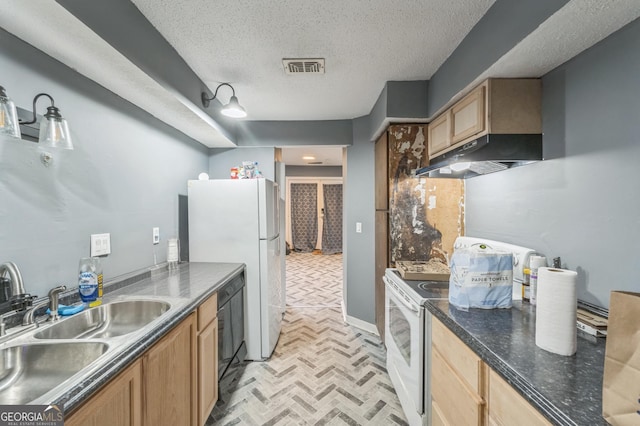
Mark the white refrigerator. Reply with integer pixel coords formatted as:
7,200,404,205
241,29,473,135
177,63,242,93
188,178,283,360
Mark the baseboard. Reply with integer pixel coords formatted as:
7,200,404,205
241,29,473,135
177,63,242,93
341,300,380,336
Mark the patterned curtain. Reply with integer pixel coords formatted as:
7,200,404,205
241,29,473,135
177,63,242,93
291,183,318,252
322,184,343,254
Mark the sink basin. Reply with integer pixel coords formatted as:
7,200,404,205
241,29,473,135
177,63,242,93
34,300,171,340
0,342,108,404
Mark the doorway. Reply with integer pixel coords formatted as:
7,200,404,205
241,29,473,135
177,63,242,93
285,177,343,253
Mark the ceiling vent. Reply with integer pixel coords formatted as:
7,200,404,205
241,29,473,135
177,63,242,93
283,58,325,75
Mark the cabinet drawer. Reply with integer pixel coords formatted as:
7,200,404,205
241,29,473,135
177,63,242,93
197,293,218,332
488,369,551,426
432,347,484,426
432,318,482,393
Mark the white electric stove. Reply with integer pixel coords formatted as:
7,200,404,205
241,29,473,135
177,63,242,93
384,236,536,425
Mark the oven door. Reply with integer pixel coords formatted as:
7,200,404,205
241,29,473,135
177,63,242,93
384,275,424,417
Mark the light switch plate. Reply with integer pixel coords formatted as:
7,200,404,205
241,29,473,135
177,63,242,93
356,222,362,233
90,233,111,256
152,227,160,245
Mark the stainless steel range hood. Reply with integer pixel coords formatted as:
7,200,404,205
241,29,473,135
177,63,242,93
415,134,543,179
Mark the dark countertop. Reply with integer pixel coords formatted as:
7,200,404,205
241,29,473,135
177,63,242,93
40,262,244,415
425,299,607,426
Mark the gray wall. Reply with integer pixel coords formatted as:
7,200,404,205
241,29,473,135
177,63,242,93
0,31,208,299
343,117,376,323
236,120,352,147
465,18,640,308
427,0,569,115
286,166,342,178
208,147,276,180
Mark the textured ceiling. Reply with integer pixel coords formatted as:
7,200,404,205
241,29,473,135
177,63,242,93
434,0,640,114
2,1,639,151
0,0,235,147
131,0,496,120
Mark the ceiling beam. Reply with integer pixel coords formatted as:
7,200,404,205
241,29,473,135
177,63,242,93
55,0,236,145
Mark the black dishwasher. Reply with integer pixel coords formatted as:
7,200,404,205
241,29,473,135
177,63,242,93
217,272,246,382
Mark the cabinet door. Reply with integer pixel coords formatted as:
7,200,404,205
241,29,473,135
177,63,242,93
431,347,485,426
144,313,197,426
198,317,219,426
451,85,485,143
488,369,551,426
428,112,452,157
65,360,142,426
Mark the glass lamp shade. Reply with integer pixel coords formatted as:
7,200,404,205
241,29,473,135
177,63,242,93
221,95,247,118
0,92,21,138
38,115,73,150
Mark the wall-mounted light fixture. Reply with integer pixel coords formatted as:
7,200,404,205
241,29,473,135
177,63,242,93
0,86,21,138
20,93,73,150
201,83,247,118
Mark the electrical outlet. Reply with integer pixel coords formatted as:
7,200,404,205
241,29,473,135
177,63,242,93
152,227,160,245
90,233,111,256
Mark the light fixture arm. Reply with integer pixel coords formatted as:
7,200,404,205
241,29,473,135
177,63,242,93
201,83,236,108
20,93,58,125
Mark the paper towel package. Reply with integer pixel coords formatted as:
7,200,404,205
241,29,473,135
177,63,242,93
535,267,578,356
449,244,513,310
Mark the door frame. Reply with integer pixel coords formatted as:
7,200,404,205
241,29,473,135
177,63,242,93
286,177,343,250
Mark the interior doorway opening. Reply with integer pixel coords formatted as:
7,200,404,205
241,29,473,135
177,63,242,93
286,177,343,254
277,146,345,310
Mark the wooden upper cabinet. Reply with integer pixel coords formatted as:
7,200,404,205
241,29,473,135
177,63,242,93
428,111,452,157
451,85,485,144
374,131,389,211
429,78,541,159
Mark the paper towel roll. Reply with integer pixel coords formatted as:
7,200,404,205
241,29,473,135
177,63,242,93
529,255,547,270
535,267,578,356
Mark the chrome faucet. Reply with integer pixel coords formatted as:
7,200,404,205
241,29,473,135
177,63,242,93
22,285,67,326
48,285,66,322
0,262,26,298
22,299,49,326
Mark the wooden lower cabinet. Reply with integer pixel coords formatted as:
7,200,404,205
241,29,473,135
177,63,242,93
143,312,197,426
65,293,221,426
431,317,552,426
488,369,551,426
65,360,142,426
431,347,485,426
431,317,486,426
198,293,219,426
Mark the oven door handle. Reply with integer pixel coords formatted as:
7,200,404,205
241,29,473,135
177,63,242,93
383,276,421,313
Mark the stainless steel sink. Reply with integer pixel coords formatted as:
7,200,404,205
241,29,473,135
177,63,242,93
33,300,171,340
0,342,108,404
